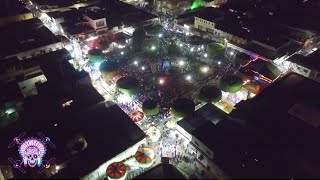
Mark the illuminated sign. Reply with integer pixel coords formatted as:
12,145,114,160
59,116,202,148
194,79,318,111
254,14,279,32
8,132,56,173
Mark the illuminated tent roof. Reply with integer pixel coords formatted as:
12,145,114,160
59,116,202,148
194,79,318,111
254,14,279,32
129,111,144,123
135,147,155,164
106,162,127,179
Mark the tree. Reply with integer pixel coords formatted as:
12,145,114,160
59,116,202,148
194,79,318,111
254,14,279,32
132,28,146,51
99,61,119,79
171,98,195,118
116,76,140,96
219,74,243,93
88,48,104,63
167,40,181,56
144,24,165,37
207,43,225,57
142,99,159,116
98,40,111,50
198,85,222,103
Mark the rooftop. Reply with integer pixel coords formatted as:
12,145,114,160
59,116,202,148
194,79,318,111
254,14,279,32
177,7,225,20
0,0,29,18
134,163,185,179
47,8,85,22
231,72,320,178
33,0,98,7
177,103,226,133
0,19,60,58
191,119,274,178
194,7,225,22
60,21,94,36
288,51,320,71
53,103,146,178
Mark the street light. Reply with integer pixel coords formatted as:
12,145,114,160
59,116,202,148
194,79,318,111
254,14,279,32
179,60,185,66
201,67,209,73
159,79,165,84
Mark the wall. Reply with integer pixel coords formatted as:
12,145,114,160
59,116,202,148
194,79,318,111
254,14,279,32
85,16,107,30
194,17,215,32
194,17,247,44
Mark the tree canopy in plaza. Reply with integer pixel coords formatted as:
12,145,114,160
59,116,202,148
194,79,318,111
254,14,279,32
219,74,243,93
167,40,181,56
116,76,140,96
132,28,146,51
198,85,222,103
98,40,111,50
99,60,119,79
207,42,226,56
88,48,104,63
186,35,210,46
171,98,195,118
144,24,165,36
142,99,159,116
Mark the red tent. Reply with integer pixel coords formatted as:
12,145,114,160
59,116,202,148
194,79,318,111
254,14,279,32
106,162,127,179
128,111,144,123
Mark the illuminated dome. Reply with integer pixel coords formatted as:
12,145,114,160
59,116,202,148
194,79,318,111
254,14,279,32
128,111,144,123
106,162,127,180
135,147,155,168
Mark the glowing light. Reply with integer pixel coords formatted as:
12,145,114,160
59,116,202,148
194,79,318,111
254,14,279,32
117,94,132,104
204,53,208,57
134,61,138,65
186,75,192,80
201,67,209,73
55,166,60,170
218,61,221,65
151,46,156,50
120,51,124,55
94,62,102,70
54,124,58,127
179,43,183,47
142,66,145,70
159,79,165,84
158,33,163,38
229,51,234,55
86,36,98,41
179,60,185,66
191,0,200,9
191,48,194,52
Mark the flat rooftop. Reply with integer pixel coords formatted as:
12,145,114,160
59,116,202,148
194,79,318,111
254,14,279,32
0,19,60,58
231,72,320,178
53,103,146,178
47,8,84,22
0,0,30,18
177,103,226,133
134,163,185,179
60,21,94,36
194,7,225,22
288,52,320,71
